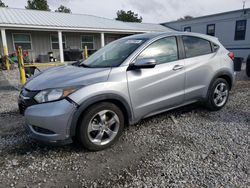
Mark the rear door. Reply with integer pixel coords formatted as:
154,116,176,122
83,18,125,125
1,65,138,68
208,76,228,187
181,36,218,101
127,36,186,119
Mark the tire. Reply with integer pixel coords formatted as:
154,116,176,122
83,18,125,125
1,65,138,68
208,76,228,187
77,102,124,151
205,78,230,111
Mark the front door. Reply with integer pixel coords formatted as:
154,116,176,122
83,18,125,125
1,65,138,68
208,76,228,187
127,37,185,119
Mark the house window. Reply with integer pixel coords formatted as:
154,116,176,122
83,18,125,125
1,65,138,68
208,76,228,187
184,27,191,32
13,34,32,50
207,24,215,36
51,35,66,49
235,20,247,40
81,35,95,50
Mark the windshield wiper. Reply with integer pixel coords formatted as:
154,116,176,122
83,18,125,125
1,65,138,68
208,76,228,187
71,60,81,66
78,63,91,68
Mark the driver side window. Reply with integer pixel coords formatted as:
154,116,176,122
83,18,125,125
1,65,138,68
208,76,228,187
137,37,178,64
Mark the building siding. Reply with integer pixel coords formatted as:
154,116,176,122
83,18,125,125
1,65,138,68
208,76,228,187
5,30,52,61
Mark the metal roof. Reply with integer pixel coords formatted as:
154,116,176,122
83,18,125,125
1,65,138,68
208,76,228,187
162,8,250,24
0,8,172,33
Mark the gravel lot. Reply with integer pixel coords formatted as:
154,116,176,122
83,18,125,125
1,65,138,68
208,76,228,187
0,67,249,188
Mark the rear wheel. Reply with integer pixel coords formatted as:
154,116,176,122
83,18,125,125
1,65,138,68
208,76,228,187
205,78,229,111
77,102,124,151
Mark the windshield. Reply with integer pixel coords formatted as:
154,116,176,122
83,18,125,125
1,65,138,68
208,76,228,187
80,38,147,68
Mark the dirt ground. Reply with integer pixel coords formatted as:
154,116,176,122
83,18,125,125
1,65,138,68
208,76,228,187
0,67,249,188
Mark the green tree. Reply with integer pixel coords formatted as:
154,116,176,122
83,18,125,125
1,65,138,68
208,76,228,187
55,5,71,13
25,0,50,11
115,10,142,23
0,0,8,7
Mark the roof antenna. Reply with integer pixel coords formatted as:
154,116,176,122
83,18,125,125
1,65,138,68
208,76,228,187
242,0,247,15
243,0,246,10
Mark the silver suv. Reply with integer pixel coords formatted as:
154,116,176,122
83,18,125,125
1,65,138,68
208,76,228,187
19,32,235,151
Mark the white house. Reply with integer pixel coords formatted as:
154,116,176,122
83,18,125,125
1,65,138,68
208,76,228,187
162,8,250,60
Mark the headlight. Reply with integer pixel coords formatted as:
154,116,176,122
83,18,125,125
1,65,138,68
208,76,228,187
34,87,79,103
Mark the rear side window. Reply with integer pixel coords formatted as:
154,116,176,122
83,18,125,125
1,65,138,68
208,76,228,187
137,37,178,64
182,36,212,58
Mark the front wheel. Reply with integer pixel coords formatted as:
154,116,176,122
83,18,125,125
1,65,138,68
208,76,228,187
205,78,230,111
77,102,124,151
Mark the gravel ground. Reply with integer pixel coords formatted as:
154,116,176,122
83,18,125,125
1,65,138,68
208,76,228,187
0,67,249,188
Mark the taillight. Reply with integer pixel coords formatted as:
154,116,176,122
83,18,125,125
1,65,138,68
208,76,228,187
228,52,235,60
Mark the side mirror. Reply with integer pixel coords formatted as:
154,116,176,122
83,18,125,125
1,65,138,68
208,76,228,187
130,58,157,70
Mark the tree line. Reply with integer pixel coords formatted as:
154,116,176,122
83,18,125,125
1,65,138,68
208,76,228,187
0,0,71,13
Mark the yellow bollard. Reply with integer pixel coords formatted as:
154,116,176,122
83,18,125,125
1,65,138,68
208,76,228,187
84,46,88,59
3,47,10,70
17,47,26,85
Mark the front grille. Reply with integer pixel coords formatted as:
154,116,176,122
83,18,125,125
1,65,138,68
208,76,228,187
32,126,56,135
18,88,39,115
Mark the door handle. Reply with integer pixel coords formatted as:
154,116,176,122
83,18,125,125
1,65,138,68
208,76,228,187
172,65,184,71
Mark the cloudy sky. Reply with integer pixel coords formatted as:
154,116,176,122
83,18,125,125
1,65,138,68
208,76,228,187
2,0,249,23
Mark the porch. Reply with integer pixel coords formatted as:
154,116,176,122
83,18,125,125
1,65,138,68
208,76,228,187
0,29,131,63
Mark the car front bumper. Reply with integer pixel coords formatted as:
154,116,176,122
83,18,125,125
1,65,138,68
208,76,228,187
24,99,77,145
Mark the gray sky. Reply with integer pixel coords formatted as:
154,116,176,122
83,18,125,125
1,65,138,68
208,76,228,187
2,0,249,23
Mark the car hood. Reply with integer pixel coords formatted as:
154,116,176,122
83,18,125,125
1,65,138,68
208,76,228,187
24,65,111,91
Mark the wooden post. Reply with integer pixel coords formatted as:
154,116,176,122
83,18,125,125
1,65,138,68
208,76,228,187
84,46,88,59
3,47,10,70
17,47,26,85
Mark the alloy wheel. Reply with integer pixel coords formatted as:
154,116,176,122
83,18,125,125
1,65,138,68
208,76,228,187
87,110,120,146
213,83,228,107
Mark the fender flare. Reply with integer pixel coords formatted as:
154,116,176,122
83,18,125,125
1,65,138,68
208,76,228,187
205,70,234,100
69,94,133,137
209,70,234,89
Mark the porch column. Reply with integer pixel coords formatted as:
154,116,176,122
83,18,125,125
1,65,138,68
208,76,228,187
101,32,105,48
58,31,64,62
1,29,8,54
